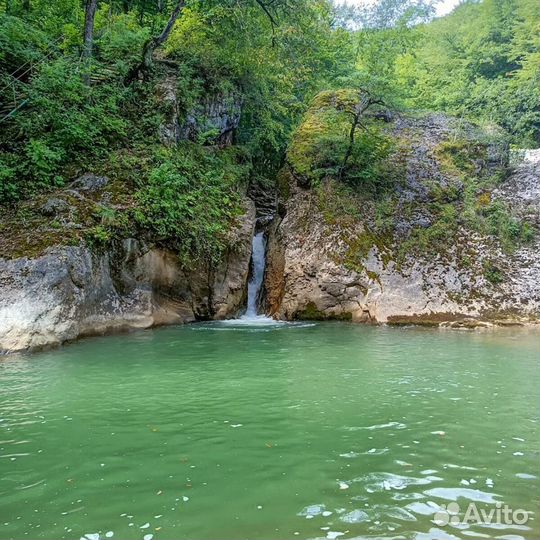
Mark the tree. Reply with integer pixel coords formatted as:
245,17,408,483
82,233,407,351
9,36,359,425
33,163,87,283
287,89,390,188
337,89,383,181
352,0,432,104
82,0,98,83
127,0,184,81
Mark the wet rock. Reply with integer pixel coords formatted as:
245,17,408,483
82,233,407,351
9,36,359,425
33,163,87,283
212,199,256,319
248,181,277,220
442,319,493,329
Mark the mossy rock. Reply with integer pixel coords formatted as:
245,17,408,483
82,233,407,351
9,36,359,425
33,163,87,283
287,89,391,187
295,302,352,321
0,178,135,260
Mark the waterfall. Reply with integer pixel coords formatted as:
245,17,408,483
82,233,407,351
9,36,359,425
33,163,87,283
244,231,266,318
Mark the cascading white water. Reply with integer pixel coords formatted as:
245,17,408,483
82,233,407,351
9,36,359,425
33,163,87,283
244,231,266,318
219,225,294,326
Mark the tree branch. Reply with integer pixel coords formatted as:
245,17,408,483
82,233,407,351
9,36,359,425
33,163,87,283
254,0,278,45
127,0,185,82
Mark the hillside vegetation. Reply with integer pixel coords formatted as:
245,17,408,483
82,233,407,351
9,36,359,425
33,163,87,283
0,0,538,262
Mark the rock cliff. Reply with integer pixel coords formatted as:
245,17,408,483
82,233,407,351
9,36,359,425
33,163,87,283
264,115,540,326
157,74,243,146
0,199,255,353
1,111,538,354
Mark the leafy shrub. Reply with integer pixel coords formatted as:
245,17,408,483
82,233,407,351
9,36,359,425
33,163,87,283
85,225,112,247
0,14,49,73
134,145,248,264
434,139,486,175
398,203,458,257
481,200,534,251
435,134,533,252
95,10,149,70
0,155,18,202
484,261,504,285
1,57,128,203
288,89,392,189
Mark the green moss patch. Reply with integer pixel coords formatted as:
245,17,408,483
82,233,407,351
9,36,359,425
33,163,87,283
295,302,352,321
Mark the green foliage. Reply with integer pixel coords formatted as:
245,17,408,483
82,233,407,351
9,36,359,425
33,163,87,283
484,260,504,285
162,2,355,174
398,203,459,258
397,0,540,144
478,199,535,251
95,10,149,71
0,14,49,71
134,145,248,264
433,135,533,251
288,89,392,188
434,140,486,175
85,225,113,247
1,0,353,205
1,54,129,201
0,0,537,267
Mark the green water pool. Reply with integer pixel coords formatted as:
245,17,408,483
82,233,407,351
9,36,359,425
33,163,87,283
1,322,539,540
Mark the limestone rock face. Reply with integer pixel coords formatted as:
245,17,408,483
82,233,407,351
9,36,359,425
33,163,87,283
264,119,539,326
156,74,243,147
212,199,256,319
179,92,243,146
70,173,109,192
40,197,70,216
157,75,181,145
0,200,255,353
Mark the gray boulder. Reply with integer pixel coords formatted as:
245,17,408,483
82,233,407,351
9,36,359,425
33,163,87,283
40,197,70,216
71,173,109,192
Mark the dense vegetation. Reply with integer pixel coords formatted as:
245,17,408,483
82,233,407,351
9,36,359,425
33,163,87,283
402,0,539,146
0,0,538,261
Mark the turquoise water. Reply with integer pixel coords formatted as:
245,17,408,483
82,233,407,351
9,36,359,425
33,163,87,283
0,323,539,540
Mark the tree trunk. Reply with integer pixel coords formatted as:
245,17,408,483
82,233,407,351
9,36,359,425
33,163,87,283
143,0,185,70
338,93,379,182
127,0,184,82
338,113,360,182
82,0,98,84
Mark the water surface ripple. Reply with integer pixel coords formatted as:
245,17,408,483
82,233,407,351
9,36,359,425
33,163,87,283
0,324,538,540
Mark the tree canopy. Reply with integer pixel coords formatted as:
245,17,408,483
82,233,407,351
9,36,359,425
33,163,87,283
0,0,538,212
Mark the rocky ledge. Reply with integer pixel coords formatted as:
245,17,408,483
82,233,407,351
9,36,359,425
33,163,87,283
263,115,540,326
0,199,255,354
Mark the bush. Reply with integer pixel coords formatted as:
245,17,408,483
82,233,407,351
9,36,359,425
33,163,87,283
134,145,248,264
484,261,504,285
0,14,49,73
482,200,534,251
0,57,128,203
287,89,392,189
